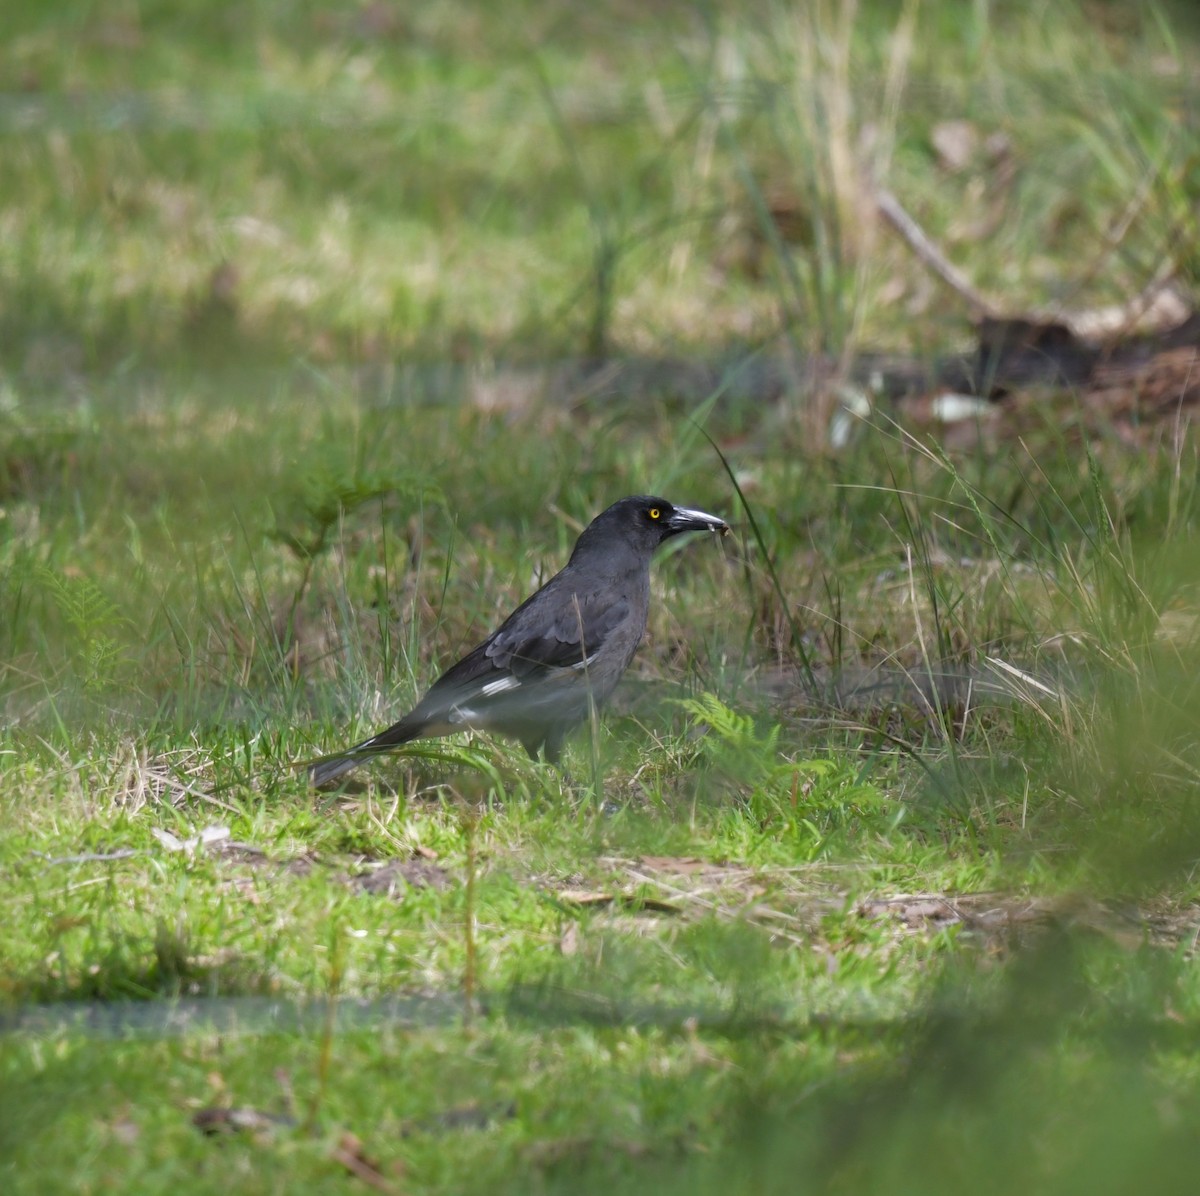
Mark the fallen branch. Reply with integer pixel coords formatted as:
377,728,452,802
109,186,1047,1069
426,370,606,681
875,185,1002,317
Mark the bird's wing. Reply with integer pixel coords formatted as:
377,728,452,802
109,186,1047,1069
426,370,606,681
405,583,632,724
485,589,631,677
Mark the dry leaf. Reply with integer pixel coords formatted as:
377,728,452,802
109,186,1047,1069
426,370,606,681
556,889,615,907
107,1107,140,1146
331,1132,397,1191
638,856,711,874
152,825,230,854
930,119,979,172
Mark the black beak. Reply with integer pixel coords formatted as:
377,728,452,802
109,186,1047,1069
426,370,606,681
665,505,730,538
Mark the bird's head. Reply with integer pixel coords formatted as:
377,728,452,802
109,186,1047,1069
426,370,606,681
570,495,730,562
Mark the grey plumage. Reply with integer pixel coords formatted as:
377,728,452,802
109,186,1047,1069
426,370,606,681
308,495,728,786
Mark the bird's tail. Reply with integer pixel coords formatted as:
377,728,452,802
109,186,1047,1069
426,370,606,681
307,748,373,788
306,717,422,787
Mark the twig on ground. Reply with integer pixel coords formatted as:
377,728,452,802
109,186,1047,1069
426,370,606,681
875,186,1002,317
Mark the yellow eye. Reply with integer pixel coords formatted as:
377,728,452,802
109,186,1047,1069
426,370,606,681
648,508,661,520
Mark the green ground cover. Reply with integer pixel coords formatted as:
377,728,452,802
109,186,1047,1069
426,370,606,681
4,1,1200,1192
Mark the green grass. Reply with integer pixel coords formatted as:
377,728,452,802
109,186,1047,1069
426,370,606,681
5,0,1200,1192
4,0,1198,368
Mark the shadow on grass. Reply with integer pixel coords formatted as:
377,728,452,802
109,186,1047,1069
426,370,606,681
3,929,1199,1196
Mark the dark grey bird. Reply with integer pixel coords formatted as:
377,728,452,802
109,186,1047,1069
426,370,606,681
308,495,729,786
